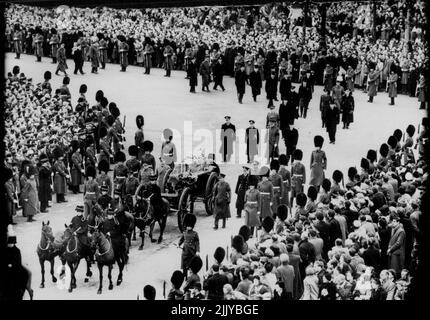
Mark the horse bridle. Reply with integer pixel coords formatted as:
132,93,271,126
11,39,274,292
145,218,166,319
38,230,53,251
137,193,153,220
94,231,112,256
66,235,78,254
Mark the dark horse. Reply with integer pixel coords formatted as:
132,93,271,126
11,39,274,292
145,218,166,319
134,191,170,249
62,224,94,293
36,221,64,288
91,226,125,294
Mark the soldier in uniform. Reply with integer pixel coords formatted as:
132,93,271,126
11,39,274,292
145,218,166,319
267,119,280,163
134,115,145,159
97,160,112,197
187,57,198,93
113,151,128,201
119,37,129,72
70,140,84,194
161,129,177,170
212,57,225,91
220,116,236,163
325,102,340,144
249,64,262,102
298,80,312,118
266,104,280,128
141,141,156,171
124,161,140,212
70,205,90,248
387,70,398,106
84,166,99,219
212,174,231,229
332,78,344,109
89,38,100,74
199,55,211,92
323,63,334,92
84,135,97,170
341,90,355,129
243,175,260,236
178,214,200,276
34,29,44,62
345,66,355,92
269,159,283,217
126,145,140,172
320,89,333,128
402,125,416,164
235,65,247,103
110,106,124,154
13,25,23,59
4,168,17,224
367,67,379,103
38,153,51,214
52,147,69,203
278,154,291,209
55,43,68,76
41,71,52,94
163,40,174,77
101,206,125,256
265,71,278,108
257,166,273,222
245,120,259,163
99,126,112,167
98,37,108,69
290,149,306,209
284,126,299,165
49,29,60,64
234,166,250,218
143,39,154,74
97,184,112,212
309,135,327,190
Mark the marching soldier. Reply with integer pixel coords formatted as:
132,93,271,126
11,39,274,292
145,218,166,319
266,104,280,128
89,38,100,74
55,43,68,76
234,166,250,218
367,67,379,103
52,146,69,203
332,78,344,109
111,106,125,154
141,141,156,171
199,55,211,92
290,149,306,209
34,29,44,62
249,64,262,102
267,119,280,163
119,38,129,72
113,151,129,200
278,154,291,209
257,166,273,221
220,116,236,162
187,57,198,93
49,29,60,64
12,25,23,59
298,80,312,119
84,166,99,219
345,66,355,92
269,159,283,217
235,65,247,103
325,102,340,144
402,125,416,164
135,115,145,159
98,37,108,69
320,88,333,128
387,69,398,106
323,63,334,92
163,40,174,77
245,120,259,163
161,129,177,169
143,39,154,74
212,174,231,230
212,57,225,91
97,160,112,197
309,135,327,190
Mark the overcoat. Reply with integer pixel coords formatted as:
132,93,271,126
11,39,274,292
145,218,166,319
212,180,231,219
309,149,327,187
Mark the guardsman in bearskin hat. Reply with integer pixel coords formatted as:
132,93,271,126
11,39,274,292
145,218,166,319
234,165,250,218
331,170,344,195
377,143,389,171
38,153,52,213
401,125,415,164
257,166,273,222
141,140,155,171
89,37,100,74
305,185,318,214
360,158,370,181
13,24,23,59
49,28,60,64
55,43,68,76
178,214,200,276
84,166,99,219
278,154,291,208
98,35,108,69
70,205,90,247
113,151,128,200
393,129,403,153
118,36,129,72
111,105,125,154
167,270,185,300
143,38,154,74
309,135,327,190
52,146,69,203
41,71,52,94
99,126,112,166
97,159,112,196
34,27,44,62
244,174,260,236
70,140,84,194
161,129,177,169
269,159,283,216
184,256,204,299
387,135,399,166
124,161,140,212
274,204,288,234
260,216,275,241
126,145,140,172
84,135,97,170
135,115,145,157
163,39,174,77
212,173,231,230
294,192,307,221
366,149,377,174
290,149,306,208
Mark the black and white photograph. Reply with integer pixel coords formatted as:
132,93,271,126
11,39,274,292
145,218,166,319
0,0,429,307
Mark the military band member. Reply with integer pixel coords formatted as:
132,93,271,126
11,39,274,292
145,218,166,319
141,141,156,171
246,120,259,164
143,40,154,74
278,154,291,209
119,38,129,72
13,25,23,59
257,166,273,221
212,174,231,230
290,149,306,209
49,29,60,64
387,70,398,106
309,135,327,190
163,41,174,77
161,129,177,169
52,147,69,203
97,159,112,197
269,159,283,217
34,30,44,62
220,116,236,163
235,166,250,218
98,37,108,69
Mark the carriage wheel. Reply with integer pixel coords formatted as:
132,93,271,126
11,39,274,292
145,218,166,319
204,172,219,216
177,187,194,233
161,167,173,193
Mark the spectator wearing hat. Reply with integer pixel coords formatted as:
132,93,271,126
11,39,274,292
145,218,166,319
220,116,236,162
167,270,185,300
38,153,51,213
309,135,327,190
275,253,294,300
234,65,247,103
245,120,259,163
183,256,203,300
212,173,231,229
249,274,271,300
290,149,306,208
178,214,200,276
249,64,262,101
387,213,405,277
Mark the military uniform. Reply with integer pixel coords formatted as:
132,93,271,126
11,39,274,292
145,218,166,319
212,180,231,228
290,161,306,204
113,163,128,200
320,92,333,128
309,149,327,188
89,43,100,73
278,165,291,207
70,150,83,191
332,83,344,109
163,44,174,76
235,173,249,218
13,30,23,59
244,188,260,229
98,38,108,69
34,33,44,61
70,214,90,247
84,179,99,219
245,126,259,163
178,230,200,271
257,179,273,220
269,171,283,215
55,46,68,75
96,173,112,197
53,159,68,202
161,141,177,169
99,136,112,165
367,70,379,102
267,124,280,162
144,43,154,74
49,34,60,63
119,41,129,71
220,122,236,162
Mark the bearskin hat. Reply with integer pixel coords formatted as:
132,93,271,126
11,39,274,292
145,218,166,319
98,159,110,173
108,102,116,114
406,125,415,137
170,270,184,289
231,235,244,253
70,139,80,152
277,205,288,221
332,170,343,183
279,154,288,165
100,97,109,108
99,126,108,138
183,214,196,228
130,161,141,173
296,192,307,207
52,146,64,159
189,256,203,274
293,149,303,161
44,71,52,80
393,129,403,142
79,84,87,94
360,158,370,170
213,247,226,264
247,175,259,187
95,90,104,102
106,115,115,126
128,145,138,157
366,149,377,163
270,159,280,172
314,135,324,148
63,76,70,85
136,115,144,129
142,140,153,152
387,136,398,149
379,143,389,157
12,65,20,75
262,216,274,233
163,128,173,141
307,185,318,201
114,151,126,163
85,165,96,178
111,105,120,119
322,178,332,192
239,225,251,242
